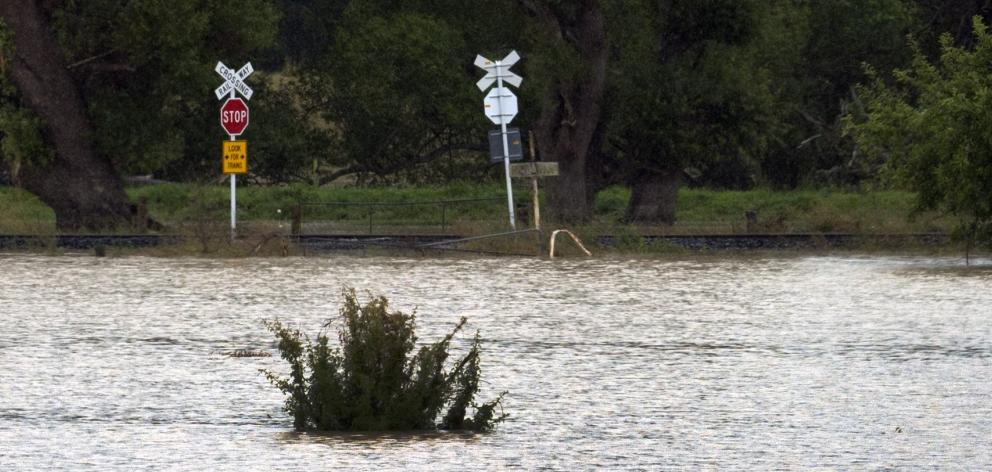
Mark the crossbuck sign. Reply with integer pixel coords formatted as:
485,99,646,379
214,60,255,240
215,62,254,100
476,51,522,91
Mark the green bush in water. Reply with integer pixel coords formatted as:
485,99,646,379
263,289,507,432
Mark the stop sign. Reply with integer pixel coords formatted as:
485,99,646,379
220,98,249,136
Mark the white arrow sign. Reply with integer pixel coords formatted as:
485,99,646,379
475,51,522,92
214,62,254,100
484,87,518,125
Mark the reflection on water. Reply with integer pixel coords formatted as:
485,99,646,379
0,254,990,470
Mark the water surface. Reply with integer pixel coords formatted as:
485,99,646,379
0,254,989,470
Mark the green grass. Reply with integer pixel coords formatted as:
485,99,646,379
0,182,955,237
129,182,506,217
678,187,949,234
0,187,56,234
591,186,951,235
126,182,515,235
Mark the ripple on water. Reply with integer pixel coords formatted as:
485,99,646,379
0,254,990,470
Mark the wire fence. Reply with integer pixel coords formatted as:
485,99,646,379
292,197,524,236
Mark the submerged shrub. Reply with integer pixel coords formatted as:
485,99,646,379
262,289,507,432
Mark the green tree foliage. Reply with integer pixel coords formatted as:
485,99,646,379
0,83,51,181
607,0,767,181
49,0,280,176
10,0,992,224
604,0,785,222
1,1,320,184
318,11,475,182
297,1,523,184
847,18,992,244
766,0,916,188
267,0,348,67
0,21,52,174
263,289,507,432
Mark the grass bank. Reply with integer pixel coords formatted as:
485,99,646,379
594,186,952,235
0,183,954,238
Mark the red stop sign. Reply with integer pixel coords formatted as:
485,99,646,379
220,98,249,136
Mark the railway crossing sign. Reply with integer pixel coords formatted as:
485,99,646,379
216,61,253,137
215,60,255,240
475,51,522,91
476,50,524,229
214,62,254,100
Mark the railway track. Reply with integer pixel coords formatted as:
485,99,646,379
0,232,950,252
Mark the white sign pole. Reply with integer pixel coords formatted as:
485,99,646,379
230,89,237,240
476,51,522,230
497,61,516,230
216,61,254,241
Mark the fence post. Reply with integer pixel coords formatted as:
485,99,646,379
745,210,758,233
441,203,447,233
134,197,148,234
291,204,302,236
368,204,373,235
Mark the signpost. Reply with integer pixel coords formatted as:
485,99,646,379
476,51,522,230
215,61,254,239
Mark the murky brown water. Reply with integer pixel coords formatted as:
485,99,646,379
0,254,989,470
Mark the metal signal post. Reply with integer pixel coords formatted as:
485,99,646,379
477,51,523,230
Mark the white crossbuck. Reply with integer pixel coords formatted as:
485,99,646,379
475,51,522,92
214,62,254,100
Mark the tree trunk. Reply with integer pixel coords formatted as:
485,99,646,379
626,169,682,225
1,1,132,231
525,0,608,223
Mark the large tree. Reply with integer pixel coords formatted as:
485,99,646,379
517,0,608,223
1,0,279,230
0,1,132,230
605,0,784,223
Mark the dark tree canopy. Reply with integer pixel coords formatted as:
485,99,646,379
1,0,281,229
2,0,990,230
605,0,782,223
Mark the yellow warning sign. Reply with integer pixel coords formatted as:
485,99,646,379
222,140,247,174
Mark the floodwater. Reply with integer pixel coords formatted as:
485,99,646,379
0,254,989,470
